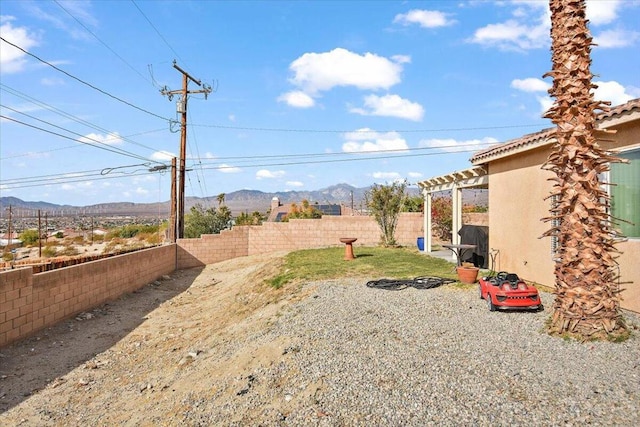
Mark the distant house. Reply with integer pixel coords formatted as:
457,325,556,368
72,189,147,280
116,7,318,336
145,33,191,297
420,98,640,313
267,197,342,222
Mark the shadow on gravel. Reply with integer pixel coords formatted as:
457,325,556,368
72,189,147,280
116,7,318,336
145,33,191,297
0,267,203,413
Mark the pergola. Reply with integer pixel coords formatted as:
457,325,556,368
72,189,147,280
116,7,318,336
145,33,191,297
417,166,488,253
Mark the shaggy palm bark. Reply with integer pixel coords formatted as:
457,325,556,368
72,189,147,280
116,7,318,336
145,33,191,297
542,0,626,339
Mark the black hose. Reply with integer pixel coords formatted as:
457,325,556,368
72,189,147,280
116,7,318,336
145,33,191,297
365,276,455,291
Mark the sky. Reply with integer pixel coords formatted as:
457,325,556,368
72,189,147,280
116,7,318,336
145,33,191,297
1,0,639,207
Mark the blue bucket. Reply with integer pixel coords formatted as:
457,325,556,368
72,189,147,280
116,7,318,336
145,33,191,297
417,237,425,251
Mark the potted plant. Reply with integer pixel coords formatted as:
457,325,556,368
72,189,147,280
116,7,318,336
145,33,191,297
457,262,480,284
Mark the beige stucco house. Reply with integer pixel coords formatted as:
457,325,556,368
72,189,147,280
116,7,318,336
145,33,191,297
419,98,639,313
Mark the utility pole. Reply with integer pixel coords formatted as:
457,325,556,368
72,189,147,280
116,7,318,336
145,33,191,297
38,209,42,258
6,205,12,253
161,61,212,239
170,157,177,243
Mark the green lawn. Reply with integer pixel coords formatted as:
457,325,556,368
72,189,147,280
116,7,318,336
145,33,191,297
267,246,459,288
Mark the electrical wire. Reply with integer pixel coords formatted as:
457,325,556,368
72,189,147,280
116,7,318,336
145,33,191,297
0,114,161,164
1,84,167,155
191,122,545,134
0,37,171,122
188,146,486,172
53,0,154,86
131,0,187,67
185,116,210,204
1,170,158,190
186,140,495,163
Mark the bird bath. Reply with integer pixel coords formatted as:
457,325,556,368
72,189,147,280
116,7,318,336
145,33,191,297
339,237,357,260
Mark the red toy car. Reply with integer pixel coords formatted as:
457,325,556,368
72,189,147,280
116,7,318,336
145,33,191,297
479,272,542,311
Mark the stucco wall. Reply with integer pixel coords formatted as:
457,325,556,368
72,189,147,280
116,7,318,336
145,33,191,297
177,213,423,268
486,120,639,313
1,245,176,347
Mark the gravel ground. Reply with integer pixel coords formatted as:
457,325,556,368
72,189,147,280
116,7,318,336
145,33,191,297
2,257,639,426
197,279,640,426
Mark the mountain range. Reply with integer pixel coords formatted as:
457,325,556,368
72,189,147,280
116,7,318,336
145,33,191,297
1,183,486,217
0,184,382,216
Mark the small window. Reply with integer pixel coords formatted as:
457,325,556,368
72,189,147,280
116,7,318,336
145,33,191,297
610,148,640,238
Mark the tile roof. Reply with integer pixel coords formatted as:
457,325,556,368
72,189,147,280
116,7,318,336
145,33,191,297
470,98,640,165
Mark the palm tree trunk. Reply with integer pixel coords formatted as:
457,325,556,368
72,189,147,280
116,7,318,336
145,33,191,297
542,0,627,339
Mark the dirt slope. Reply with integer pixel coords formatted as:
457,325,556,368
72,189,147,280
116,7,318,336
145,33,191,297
0,251,308,425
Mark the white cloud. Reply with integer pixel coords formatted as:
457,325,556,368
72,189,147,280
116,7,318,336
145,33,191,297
228,114,236,122
593,81,634,106
350,94,424,121
286,181,304,187
25,0,97,41
537,95,554,116
393,9,456,28
40,77,65,86
372,171,402,180
469,0,631,52
277,90,315,108
287,48,403,95
511,78,550,93
470,18,548,51
342,129,409,153
391,54,411,64
586,0,621,26
256,169,285,179
0,17,39,74
627,85,640,98
135,187,149,196
218,164,241,173
593,29,640,48
151,150,176,161
78,132,123,145
419,137,499,153
408,172,423,179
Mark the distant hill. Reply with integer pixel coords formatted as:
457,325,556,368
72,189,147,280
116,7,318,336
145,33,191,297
0,184,485,217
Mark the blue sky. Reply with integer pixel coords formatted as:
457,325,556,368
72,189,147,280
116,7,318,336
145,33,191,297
1,0,639,207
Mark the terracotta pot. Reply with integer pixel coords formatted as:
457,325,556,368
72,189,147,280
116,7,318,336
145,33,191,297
456,266,479,284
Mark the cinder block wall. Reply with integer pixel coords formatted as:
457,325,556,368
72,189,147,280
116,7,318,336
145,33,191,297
1,245,175,347
177,213,424,267
177,226,250,269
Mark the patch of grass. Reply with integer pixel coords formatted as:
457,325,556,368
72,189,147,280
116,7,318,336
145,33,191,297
266,246,457,288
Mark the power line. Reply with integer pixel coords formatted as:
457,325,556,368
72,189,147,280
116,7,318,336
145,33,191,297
187,140,496,164
191,146,486,172
0,85,166,154
0,36,171,122
190,122,546,134
1,169,158,190
131,0,187,67
53,0,153,86
0,114,160,163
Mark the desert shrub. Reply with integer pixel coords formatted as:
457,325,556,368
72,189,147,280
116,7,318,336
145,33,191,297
59,246,79,256
42,244,58,258
19,229,40,246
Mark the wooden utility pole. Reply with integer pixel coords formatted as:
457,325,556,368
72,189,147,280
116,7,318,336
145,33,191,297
161,61,212,239
170,157,177,243
38,209,42,258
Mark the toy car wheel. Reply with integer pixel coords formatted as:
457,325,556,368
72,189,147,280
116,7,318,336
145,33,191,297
487,294,496,312
478,284,483,299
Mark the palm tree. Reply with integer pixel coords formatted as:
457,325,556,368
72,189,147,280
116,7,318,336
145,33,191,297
542,0,627,339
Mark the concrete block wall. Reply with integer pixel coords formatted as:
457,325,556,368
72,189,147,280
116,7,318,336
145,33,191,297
177,226,249,269
1,245,175,347
177,213,424,268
